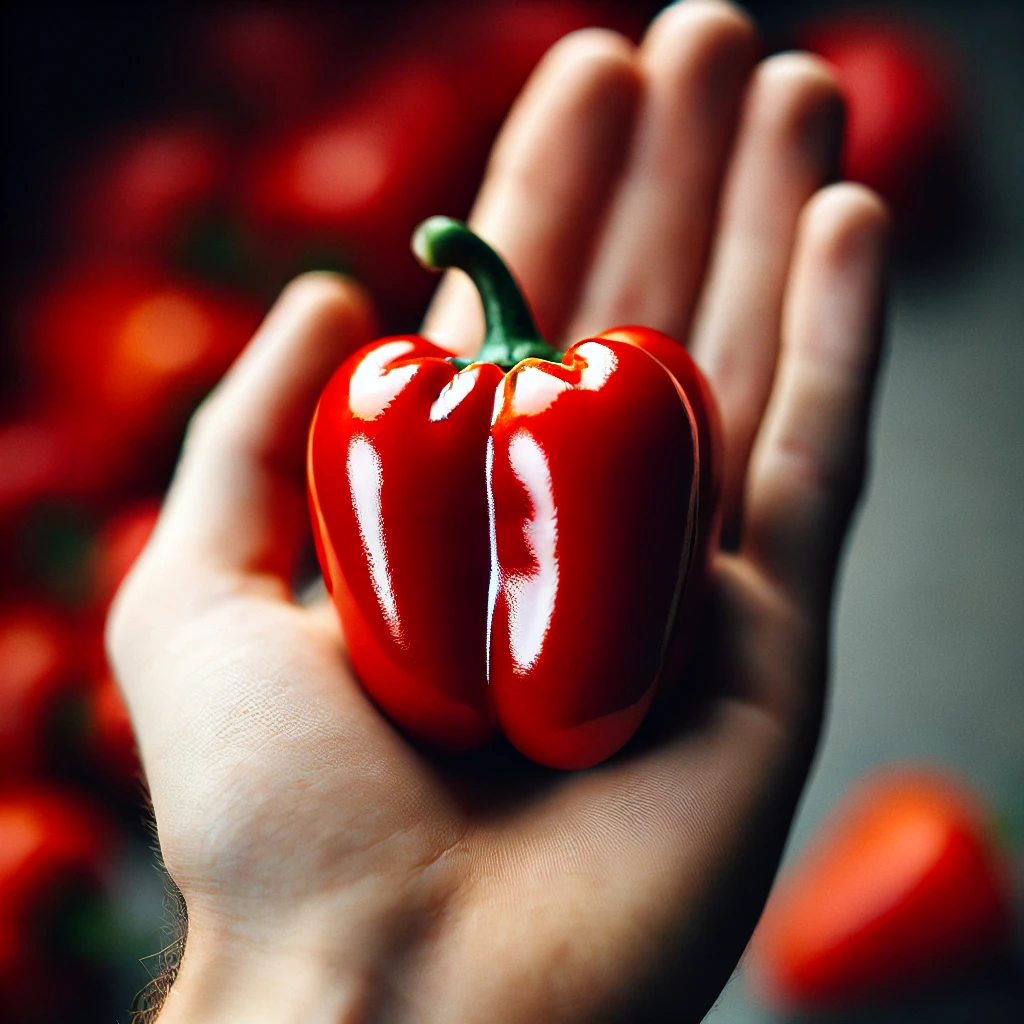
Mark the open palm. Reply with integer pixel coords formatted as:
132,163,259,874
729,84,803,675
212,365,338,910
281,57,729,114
109,4,888,1022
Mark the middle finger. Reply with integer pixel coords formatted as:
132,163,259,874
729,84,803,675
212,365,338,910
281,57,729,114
567,0,758,343
422,29,639,356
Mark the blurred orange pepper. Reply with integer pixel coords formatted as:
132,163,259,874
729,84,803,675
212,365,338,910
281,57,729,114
749,766,1014,1011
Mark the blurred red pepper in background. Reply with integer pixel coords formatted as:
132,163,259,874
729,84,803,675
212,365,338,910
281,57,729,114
0,602,137,790
0,608,83,780
241,1,642,324
800,14,962,231
62,122,230,264
83,499,160,617
21,268,260,448
0,417,129,527
82,674,139,792
749,765,1014,1011
242,58,471,316
185,3,348,129
0,788,112,1020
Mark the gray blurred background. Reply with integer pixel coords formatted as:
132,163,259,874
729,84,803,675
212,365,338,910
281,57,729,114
708,2,1024,1021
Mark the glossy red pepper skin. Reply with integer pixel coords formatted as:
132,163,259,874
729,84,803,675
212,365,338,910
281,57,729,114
308,219,719,769
597,326,723,681
488,338,699,767
310,337,501,750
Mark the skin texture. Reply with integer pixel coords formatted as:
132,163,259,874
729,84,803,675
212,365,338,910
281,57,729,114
107,3,890,1022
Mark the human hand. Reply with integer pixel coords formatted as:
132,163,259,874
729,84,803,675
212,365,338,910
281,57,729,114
108,3,889,1022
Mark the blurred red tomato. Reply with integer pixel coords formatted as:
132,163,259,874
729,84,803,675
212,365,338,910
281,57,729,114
801,15,961,223
22,268,261,443
64,122,229,262
85,500,160,615
0,608,82,779
0,787,111,1017
749,766,1013,1011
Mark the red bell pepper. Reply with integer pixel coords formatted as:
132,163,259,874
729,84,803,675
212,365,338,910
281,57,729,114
308,217,720,769
749,765,1014,1011
0,421,97,610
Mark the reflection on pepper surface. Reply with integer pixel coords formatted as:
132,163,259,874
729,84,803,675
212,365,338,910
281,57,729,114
308,219,716,769
309,337,498,750
486,340,697,768
346,433,402,647
501,429,559,676
309,333,701,768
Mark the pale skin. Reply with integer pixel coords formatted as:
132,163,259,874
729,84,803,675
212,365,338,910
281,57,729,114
108,2,889,1022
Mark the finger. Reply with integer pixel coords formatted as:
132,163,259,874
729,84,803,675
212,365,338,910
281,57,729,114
143,273,375,588
422,29,639,354
743,184,889,611
566,0,758,342
690,53,843,542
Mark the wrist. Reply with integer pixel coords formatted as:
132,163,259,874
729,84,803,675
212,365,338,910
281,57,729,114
155,906,381,1024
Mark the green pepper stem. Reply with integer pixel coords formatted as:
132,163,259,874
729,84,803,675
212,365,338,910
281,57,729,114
412,216,562,368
